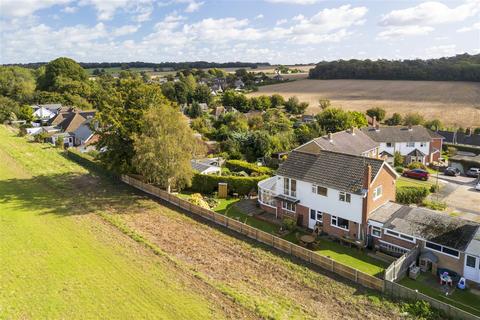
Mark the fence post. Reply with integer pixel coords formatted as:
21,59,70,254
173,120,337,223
289,243,292,255
256,229,258,241
331,259,334,272
355,269,358,283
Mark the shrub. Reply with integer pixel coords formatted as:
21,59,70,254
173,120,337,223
190,173,268,196
396,187,429,204
395,166,404,174
429,184,439,193
188,193,210,209
393,151,403,167
400,300,441,320
407,162,427,170
422,200,447,211
225,159,274,175
282,217,297,232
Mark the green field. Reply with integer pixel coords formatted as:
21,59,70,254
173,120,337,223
0,126,228,319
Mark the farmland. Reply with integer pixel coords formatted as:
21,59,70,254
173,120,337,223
248,79,480,127
0,125,413,320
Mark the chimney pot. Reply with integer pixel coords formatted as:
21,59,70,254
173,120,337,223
328,132,333,142
372,116,377,128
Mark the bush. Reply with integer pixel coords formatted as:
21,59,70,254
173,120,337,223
407,162,427,170
429,184,439,193
188,193,210,209
190,173,268,196
422,200,447,211
225,159,274,175
282,217,297,232
395,166,404,174
401,300,438,320
396,187,429,204
393,151,403,167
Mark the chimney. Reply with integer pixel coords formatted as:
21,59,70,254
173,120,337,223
363,164,372,189
328,132,333,142
350,126,356,135
372,116,377,128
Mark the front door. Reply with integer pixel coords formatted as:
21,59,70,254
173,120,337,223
464,255,480,283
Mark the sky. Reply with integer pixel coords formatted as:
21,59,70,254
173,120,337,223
0,0,479,64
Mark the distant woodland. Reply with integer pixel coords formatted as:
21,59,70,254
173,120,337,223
3,61,271,71
309,54,480,82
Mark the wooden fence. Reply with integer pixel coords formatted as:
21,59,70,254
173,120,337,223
385,280,479,320
121,174,385,292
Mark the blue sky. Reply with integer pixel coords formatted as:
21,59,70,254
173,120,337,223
0,0,479,64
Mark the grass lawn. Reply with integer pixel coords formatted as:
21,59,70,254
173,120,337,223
397,176,436,189
0,126,226,319
400,274,480,316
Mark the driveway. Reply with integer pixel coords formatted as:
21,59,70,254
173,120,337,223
431,175,480,220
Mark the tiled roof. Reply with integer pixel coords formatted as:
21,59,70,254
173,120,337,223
277,150,385,194
296,128,378,156
370,202,479,251
361,125,432,143
407,148,426,157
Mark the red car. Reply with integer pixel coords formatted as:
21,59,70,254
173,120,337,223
402,169,429,181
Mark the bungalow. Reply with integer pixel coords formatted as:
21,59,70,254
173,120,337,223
296,128,379,158
258,149,398,242
361,125,443,165
191,158,222,175
368,202,480,284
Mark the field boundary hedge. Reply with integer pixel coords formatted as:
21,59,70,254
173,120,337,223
190,173,268,196
225,160,274,175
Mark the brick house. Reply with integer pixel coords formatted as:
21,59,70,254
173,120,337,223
258,149,398,242
368,202,480,284
361,125,444,165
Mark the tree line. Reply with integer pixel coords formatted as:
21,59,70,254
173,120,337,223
309,54,480,82
4,61,271,71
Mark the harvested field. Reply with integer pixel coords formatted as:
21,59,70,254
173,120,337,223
248,79,480,127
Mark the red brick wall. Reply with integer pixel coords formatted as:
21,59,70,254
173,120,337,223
375,232,417,250
260,202,276,215
322,213,361,239
296,204,309,228
430,138,443,162
368,167,397,214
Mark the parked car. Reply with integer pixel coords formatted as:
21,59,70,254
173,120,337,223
466,168,480,178
444,167,461,177
402,169,429,181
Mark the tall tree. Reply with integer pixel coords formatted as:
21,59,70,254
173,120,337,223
0,66,36,102
366,107,386,122
133,104,202,192
37,57,88,91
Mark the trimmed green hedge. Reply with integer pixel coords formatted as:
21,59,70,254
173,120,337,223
190,173,268,195
225,160,274,175
396,186,430,204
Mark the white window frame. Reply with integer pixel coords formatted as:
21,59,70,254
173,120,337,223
385,229,416,243
406,142,415,148
425,241,460,259
379,240,410,254
339,192,351,203
371,226,382,238
331,215,349,231
420,142,427,147
309,209,323,222
373,185,383,200
284,178,296,197
465,255,477,268
282,201,296,212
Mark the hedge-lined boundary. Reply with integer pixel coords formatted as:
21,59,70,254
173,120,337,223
225,160,274,175
396,187,429,205
190,173,268,196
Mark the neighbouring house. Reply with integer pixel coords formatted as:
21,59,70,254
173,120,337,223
368,202,480,284
448,153,480,174
31,104,64,121
258,149,398,242
296,128,379,158
72,118,97,146
361,125,443,165
191,158,222,175
26,126,60,136
47,132,74,147
234,79,245,90
437,129,480,148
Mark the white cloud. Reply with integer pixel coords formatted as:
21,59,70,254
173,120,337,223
457,22,480,32
380,1,480,26
0,0,71,17
377,26,434,39
276,19,287,25
255,14,264,19
425,44,458,57
266,0,321,4
175,0,204,13
62,6,77,13
112,24,140,37
78,0,154,21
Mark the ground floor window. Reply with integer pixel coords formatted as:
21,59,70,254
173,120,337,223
466,255,477,268
310,209,323,222
331,215,349,230
259,190,276,207
282,201,296,212
371,226,381,238
425,241,459,258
